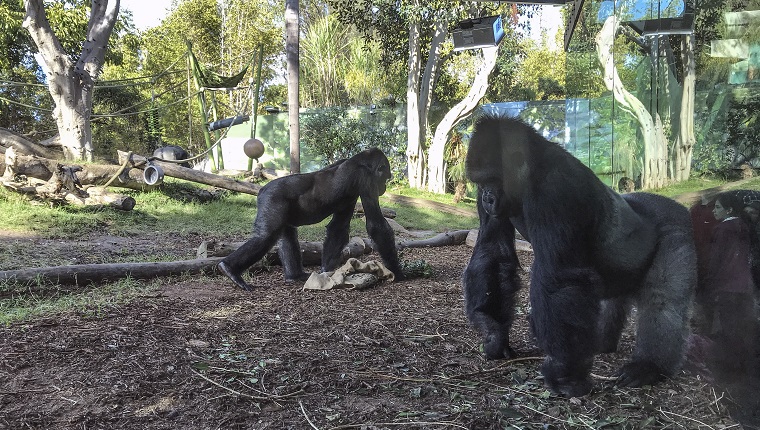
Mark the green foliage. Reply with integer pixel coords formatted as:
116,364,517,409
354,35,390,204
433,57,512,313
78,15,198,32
300,107,405,175
401,259,434,278
512,39,567,101
300,14,394,107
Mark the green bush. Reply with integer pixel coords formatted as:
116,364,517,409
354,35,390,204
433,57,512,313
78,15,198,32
300,107,406,182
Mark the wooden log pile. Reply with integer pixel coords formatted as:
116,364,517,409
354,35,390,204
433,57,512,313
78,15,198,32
1,134,264,209
2,147,138,210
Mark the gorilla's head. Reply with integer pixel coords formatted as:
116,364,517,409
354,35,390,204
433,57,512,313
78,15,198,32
466,115,529,217
358,148,392,196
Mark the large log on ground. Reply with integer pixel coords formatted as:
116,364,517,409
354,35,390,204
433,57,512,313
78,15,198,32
0,258,224,286
118,151,262,195
3,147,155,191
0,128,64,159
202,231,474,258
197,237,370,263
397,230,470,249
65,187,136,211
465,229,533,252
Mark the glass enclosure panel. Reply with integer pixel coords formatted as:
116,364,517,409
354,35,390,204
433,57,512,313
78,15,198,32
560,0,760,188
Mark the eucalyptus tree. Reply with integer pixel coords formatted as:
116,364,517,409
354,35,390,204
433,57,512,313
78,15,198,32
330,0,524,192
22,0,121,161
591,0,702,187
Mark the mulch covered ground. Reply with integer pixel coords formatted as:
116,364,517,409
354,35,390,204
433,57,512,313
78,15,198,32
0,233,752,429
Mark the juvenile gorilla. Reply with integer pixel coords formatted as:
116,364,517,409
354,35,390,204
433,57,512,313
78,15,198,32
463,115,696,397
218,148,404,291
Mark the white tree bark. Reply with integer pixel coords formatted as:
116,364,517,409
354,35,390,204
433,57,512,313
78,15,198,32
22,0,120,162
595,15,667,189
427,47,499,194
673,35,696,182
285,0,300,173
405,9,425,189
418,18,448,144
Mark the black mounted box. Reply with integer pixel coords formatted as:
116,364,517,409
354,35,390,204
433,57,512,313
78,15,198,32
452,15,505,51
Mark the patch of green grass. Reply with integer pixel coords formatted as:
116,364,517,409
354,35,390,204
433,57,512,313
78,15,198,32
0,182,258,239
387,184,476,207
0,277,159,326
649,176,729,199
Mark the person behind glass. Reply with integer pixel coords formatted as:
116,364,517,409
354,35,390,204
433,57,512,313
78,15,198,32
742,200,760,293
701,192,758,380
690,193,718,291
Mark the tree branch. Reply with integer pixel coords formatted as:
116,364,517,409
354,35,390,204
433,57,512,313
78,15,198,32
22,0,69,76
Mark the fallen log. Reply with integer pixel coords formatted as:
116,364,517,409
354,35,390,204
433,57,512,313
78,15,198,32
0,128,64,159
202,231,474,258
118,151,262,195
465,229,533,252
0,258,224,286
65,187,136,211
3,147,156,191
1,237,371,287
397,229,470,249
197,237,371,263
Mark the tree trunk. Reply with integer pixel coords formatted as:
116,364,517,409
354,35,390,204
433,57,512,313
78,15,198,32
65,186,136,211
4,147,154,190
397,230,470,250
673,35,696,182
596,15,667,189
419,17,448,146
406,7,425,189
285,0,300,173
4,149,262,195
427,47,499,194
22,0,119,162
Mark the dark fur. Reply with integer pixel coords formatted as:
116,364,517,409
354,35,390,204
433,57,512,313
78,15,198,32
218,148,404,291
463,115,696,397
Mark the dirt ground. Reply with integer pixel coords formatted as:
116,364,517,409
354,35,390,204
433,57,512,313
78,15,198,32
0,228,755,430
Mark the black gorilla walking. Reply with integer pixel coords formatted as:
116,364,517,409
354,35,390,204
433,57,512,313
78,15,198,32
463,114,696,397
218,148,405,290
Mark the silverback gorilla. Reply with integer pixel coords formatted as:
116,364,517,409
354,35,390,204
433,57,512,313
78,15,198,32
218,148,405,291
463,115,696,397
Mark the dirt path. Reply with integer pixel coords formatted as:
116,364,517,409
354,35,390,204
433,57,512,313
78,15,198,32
0,242,742,429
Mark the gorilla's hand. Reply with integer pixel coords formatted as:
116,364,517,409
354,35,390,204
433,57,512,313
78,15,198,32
541,356,594,398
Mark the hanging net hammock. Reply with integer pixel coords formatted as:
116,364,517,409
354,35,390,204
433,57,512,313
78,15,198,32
188,47,253,89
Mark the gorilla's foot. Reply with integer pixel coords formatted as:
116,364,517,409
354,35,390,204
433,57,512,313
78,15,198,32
542,357,594,397
284,271,311,282
217,261,254,291
616,360,665,387
483,335,516,360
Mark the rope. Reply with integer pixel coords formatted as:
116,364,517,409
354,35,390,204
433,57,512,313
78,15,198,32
91,91,199,118
93,70,185,89
103,151,133,188
0,95,54,112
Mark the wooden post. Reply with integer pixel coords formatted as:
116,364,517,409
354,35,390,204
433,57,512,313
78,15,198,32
187,42,217,171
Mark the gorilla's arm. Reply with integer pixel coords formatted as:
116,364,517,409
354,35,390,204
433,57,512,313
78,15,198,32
360,193,405,280
462,188,522,359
